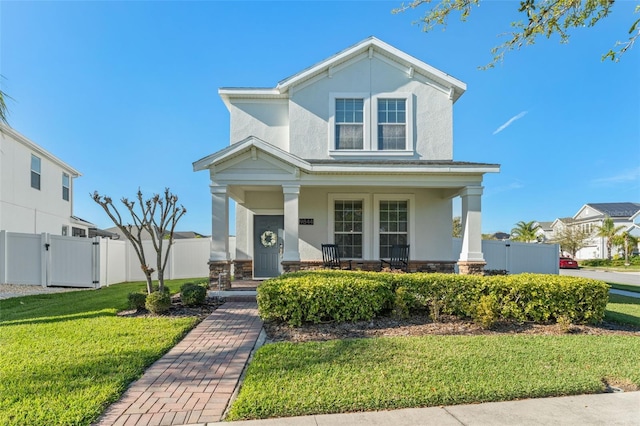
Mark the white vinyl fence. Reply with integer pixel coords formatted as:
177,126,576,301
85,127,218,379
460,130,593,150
0,230,211,288
453,238,559,274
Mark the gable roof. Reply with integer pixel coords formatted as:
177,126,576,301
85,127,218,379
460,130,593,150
219,36,467,103
586,202,640,219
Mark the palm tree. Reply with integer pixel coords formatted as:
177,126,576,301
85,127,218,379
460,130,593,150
510,221,541,243
0,75,13,125
595,216,625,260
611,231,639,265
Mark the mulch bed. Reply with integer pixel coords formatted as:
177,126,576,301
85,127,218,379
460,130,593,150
117,295,225,319
263,314,640,343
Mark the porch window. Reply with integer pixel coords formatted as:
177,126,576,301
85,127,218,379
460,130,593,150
334,200,363,258
379,200,408,258
31,155,41,190
335,98,364,150
62,173,70,201
377,99,406,150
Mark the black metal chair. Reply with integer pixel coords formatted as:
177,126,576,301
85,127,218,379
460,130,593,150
380,244,410,272
321,244,352,270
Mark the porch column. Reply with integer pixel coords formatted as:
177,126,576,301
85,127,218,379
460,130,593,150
458,186,486,275
209,184,231,288
282,185,301,271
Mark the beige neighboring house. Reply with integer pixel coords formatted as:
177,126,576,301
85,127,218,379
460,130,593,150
193,37,500,283
550,203,640,259
0,124,94,237
102,226,208,240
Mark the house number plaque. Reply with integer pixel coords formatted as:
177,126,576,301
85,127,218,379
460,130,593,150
299,218,314,225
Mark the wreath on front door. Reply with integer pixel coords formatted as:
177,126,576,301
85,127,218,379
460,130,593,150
260,230,277,248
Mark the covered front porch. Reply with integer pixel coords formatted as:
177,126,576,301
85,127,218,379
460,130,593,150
193,138,498,288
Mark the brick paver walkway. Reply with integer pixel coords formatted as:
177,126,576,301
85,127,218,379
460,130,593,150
95,301,262,426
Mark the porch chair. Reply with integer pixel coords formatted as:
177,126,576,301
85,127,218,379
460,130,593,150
321,244,352,270
380,244,410,272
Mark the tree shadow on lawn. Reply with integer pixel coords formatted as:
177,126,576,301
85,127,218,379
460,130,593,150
0,308,117,327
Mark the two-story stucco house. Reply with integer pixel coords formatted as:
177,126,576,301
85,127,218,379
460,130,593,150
561,202,640,259
194,37,500,284
0,124,92,236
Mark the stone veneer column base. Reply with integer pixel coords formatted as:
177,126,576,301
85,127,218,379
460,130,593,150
281,261,301,273
209,261,232,290
233,260,253,281
457,261,486,275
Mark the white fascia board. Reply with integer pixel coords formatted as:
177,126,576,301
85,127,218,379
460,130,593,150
218,88,286,109
1,124,82,177
309,163,500,174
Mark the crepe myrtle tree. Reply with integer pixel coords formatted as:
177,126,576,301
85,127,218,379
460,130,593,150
92,188,187,294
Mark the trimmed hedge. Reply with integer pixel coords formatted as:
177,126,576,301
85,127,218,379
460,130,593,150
257,271,393,326
258,271,609,327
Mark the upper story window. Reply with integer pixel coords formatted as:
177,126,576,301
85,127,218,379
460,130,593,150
335,98,364,150
329,93,412,155
31,155,41,190
62,173,70,201
377,99,406,150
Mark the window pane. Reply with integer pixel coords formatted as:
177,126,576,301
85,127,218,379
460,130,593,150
31,155,41,173
378,125,406,150
31,172,41,190
379,200,408,258
334,200,363,259
336,124,363,149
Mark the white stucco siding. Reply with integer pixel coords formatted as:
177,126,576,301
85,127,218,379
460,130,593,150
228,100,289,149
233,186,454,263
0,129,75,234
287,55,453,160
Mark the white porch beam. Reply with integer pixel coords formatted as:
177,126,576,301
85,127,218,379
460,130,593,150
210,184,230,261
458,186,485,262
282,185,301,262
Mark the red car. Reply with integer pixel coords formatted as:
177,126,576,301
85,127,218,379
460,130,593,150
559,257,579,269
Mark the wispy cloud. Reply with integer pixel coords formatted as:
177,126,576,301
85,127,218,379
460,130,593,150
485,181,525,197
591,167,640,186
493,111,528,135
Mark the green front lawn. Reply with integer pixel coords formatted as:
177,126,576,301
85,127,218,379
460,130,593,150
227,294,640,421
0,278,205,426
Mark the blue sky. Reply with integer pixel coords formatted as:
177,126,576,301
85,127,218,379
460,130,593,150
2,1,639,236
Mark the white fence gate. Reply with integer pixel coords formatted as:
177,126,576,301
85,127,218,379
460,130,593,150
0,230,212,288
453,238,559,274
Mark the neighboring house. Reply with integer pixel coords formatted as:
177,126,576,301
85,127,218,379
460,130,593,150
0,124,94,236
193,37,500,282
535,221,554,242
567,203,640,260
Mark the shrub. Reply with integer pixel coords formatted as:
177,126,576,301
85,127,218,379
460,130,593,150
473,294,499,329
257,271,393,326
127,292,147,311
180,282,207,306
145,291,172,314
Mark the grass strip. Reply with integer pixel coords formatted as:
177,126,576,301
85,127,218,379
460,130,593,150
0,278,205,426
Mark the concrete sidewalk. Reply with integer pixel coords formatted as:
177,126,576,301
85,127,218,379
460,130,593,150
219,392,640,425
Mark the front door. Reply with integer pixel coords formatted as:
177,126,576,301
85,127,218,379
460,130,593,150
254,215,284,278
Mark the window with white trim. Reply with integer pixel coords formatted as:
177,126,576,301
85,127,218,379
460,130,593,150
335,98,364,150
334,200,363,258
62,173,70,201
379,200,408,258
377,99,406,150
62,225,68,236
31,155,41,190
330,93,412,154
